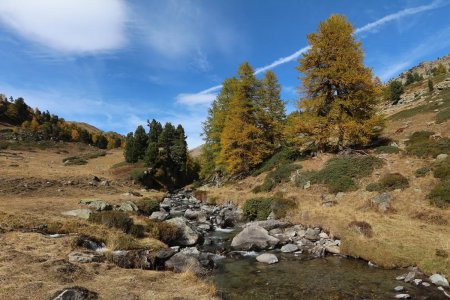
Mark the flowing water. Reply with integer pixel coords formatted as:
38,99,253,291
207,229,447,300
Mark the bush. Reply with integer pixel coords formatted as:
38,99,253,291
379,173,409,191
243,198,273,220
433,158,450,180
308,155,383,193
252,147,302,176
270,195,296,219
436,107,450,124
375,145,402,154
0,142,8,150
405,131,450,158
428,180,450,208
253,163,300,193
89,211,133,233
144,220,181,245
415,167,431,177
366,182,383,192
134,198,159,215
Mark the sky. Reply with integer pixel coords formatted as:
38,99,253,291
0,0,450,148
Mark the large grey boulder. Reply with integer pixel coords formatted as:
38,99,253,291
116,201,138,212
165,253,206,275
52,286,98,300
256,253,278,264
430,274,449,287
62,209,92,220
231,225,279,250
371,192,392,212
166,217,201,246
304,228,321,241
184,209,207,222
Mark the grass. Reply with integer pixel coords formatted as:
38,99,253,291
405,131,450,158
142,219,181,245
375,145,402,154
428,180,450,208
242,195,296,220
366,173,409,192
253,163,300,193
348,221,373,238
415,166,431,177
63,150,107,166
134,198,160,215
297,155,383,193
433,157,450,180
130,168,147,183
436,107,450,124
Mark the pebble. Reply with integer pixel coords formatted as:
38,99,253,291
394,286,404,292
394,294,410,299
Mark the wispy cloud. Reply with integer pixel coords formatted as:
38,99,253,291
0,0,128,54
176,0,444,106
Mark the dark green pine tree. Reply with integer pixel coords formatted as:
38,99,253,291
124,132,139,163
144,119,163,167
171,125,188,177
134,125,148,159
428,78,434,93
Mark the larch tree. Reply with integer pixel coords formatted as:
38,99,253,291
288,14,383,151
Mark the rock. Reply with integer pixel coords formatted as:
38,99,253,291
309,245,326,258
231,225,279,250
404,271,415,283
281,244,299,253
87,200,111,211
429,274,449,287
319,232,329,239
180,247,200,257
184,209,207,222
165,253,206,275
303,181,311,189
110,250,154,269
68,251,104,263
413,279,422,285
62,209,92,220
166,217,201,246
304,228,320,241
422,282,430,287
371,192,392,212
256,253,278,264
51,286,98,300
396,275,406,281
116,201,139,212
99,180,110,186
244,220,291,231
395,294,410,299
325,244,340,255
156,248,176,261
149,211,169,221
437,153,448,160
394,286,404,292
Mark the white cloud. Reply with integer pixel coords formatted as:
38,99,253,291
176,92,217,106
0,0,128,54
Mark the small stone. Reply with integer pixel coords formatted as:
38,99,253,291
421,282,430,287
396,275,406,281
395,294,410,299
256,253,278,264
436,154,448,160
281,244,299,253
394,286,404,292
413,279,422,285
319,232,329,239
404,271,415,283
429,274,449,287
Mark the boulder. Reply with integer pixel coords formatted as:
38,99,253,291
395,294,410,299
110,250,154,269
304,228,320,241
149,211,169,221
62,209,92,220
325,244,340,255
51,286,98,300
404,271,415,283
155,248,176,269
281,244,299,253
68,251,104,263
184,209,207,222
166,217,201,246
86,200,111,211
256,253,278,264
165,253,206,275
394,286,404,292
231,225,279,251
116,201,139,212
244,220,291,231
430,274,449,287
371,192,392,212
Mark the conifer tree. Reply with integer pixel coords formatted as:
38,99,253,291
144,119,162,167
428,78,434,92
287,14,383,151
134,125,148,159
124,133,139,163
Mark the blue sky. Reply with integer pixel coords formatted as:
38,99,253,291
0,0,449,148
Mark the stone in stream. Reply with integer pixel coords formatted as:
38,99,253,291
231,225,279,251
304,228,321,241
281,244,299,253
324,244,340,255
395,294,410,299
51,286,98,300
413,279,422,285
61,209,92,220
165,253,207,276
394,286,404,292
429,274,449,287
256,253,278,264
68,251,104,263
244,220,291,231
404,271,416,283
166,217,202,246
184,209,207,222
422,282,430,287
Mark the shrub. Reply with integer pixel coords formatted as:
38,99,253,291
348,221,373,238
127,224,145,238
0,142,8,150
89,211,133,233
405,131,450,158
379,173,409,191
130,168,147,183
252,163,300,193
252,147,302,176
293,170,316,188
415,167,431,177
308,156,383,193
433,158,450,180
144,220,181,244
243,198,273,220
366,182,383,192
436,107,450,124
270,195,296,219
375,145,402,154
428,179,450,208
134,198,159,215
